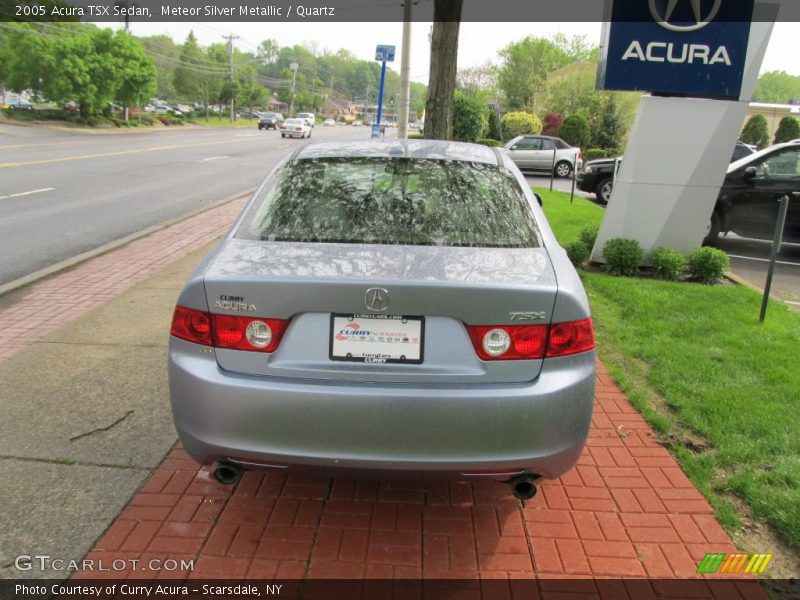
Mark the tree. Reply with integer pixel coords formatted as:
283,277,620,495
452,92,488,142
773,115,800,144
173,32,205,101
257,39,279,65
541,113,564,136
558,114,590,148
594,95,622,151
753,71,800,104
740,114,770,149
138,34,179,100
2,24,156,118
497,35,590,111
501,112,542,138
424,0,464,141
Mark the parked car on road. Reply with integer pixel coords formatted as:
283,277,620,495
502,135,582,178
352,120,363,127
279,118,312,138
297,112,316,128
258,112,284,130
168,140,594,497
705,139,800,245
323,118,336,127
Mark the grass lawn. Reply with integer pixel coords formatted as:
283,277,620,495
537,187,800,554
192,116,259,128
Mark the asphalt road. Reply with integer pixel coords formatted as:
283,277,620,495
0,121,372,285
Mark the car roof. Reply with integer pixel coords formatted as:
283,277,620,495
295,140,500,165
728,139,800,172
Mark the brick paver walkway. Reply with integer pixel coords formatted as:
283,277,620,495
0,195,759,594
73,361,753,589
0,196,246,361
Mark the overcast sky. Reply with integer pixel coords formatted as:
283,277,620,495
118,21,800,86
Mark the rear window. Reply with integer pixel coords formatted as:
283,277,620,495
237,157,541,248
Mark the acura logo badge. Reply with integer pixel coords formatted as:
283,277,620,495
649,0,722,32
365,288,389,312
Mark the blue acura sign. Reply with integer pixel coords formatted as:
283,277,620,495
597,0,755,99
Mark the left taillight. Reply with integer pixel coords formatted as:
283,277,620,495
170,306,212,346
170,306,288,353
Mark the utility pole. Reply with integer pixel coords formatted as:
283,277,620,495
224,34,240,122
289,61,299,117
398,0,412,138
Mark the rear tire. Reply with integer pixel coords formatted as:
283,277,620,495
595,178,613,204
281,133,286,138
703,211,721,246
555,161,572,178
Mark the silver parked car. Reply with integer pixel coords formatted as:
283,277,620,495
169,141,595,499
503,135,583,178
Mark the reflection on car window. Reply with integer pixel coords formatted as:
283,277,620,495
755,149,800,179
514,138,540,151
541,140,556,151
238,158,541,248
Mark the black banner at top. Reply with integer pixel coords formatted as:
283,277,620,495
2,0,800,23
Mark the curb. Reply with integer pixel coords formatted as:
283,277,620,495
0,188,254,298
725,270,799,310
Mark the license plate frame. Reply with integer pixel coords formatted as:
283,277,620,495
329,313,424,364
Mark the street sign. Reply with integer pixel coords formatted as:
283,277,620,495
375,45,396,63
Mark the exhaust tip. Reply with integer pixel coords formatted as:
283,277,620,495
510,475,538,501
214,462,242,485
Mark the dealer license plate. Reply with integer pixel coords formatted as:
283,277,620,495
330,314,424,364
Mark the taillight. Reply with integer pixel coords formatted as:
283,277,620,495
170,306,287,353
466,324,548,360
545,318,594,358
466,318,594,361
170,306,212,346
211,314,287,353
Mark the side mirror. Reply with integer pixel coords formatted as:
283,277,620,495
533,193,543,207
743,166,757,180
510,145,518,151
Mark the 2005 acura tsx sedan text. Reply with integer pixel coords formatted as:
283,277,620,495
168,140,595,500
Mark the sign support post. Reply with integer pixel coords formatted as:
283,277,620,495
372,45,395,140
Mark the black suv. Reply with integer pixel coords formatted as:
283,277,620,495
258,112,284,130
706,140,800,245
578,142,757,205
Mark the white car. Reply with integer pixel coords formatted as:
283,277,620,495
279,118,312,139
323,118,336,127
352,120,363,127
296,112,316,128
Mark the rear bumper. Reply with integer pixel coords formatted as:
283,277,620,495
169,338,595,479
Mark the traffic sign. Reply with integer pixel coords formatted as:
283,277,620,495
375,45,396,62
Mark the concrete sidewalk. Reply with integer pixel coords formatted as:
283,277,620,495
0,197,760,595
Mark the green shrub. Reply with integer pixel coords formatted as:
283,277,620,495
407,132,424,139
476,138,501,147
565,240,589,267
686,247,729,284
603,238,643,276
740,114,770,149
558,114,590,148
501,111,542,139
486,108,502,140
579,224,600,249
452,92,488,142
583,148,611,162
773,115,800,144
650,247,685,281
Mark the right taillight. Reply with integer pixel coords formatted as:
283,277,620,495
170,306,288,353
466,318,594,361
545,318,594,358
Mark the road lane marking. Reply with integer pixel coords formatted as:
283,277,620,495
201,155,229,162
0,137,263,169
728,253,800,268
0,187,55,200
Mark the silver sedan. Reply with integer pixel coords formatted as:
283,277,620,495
168,140,595,499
